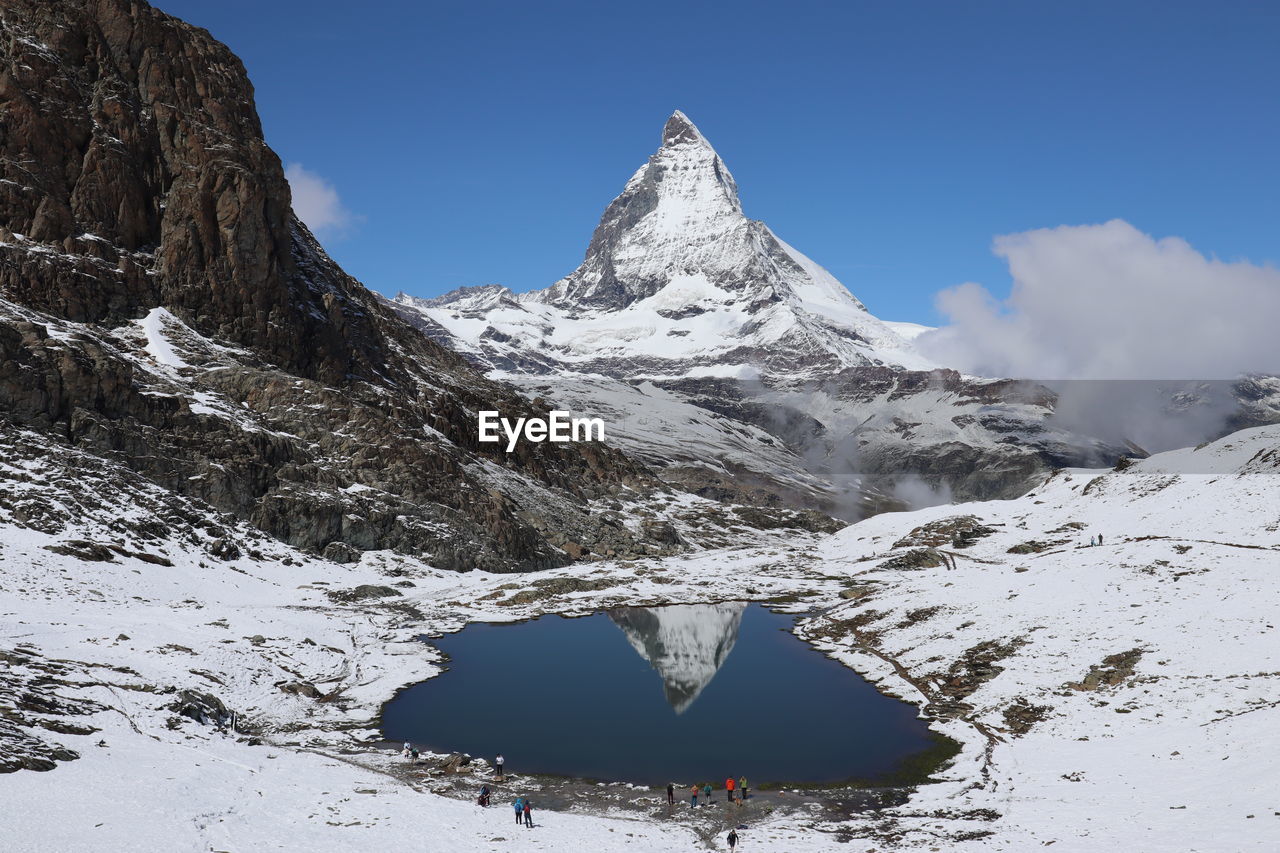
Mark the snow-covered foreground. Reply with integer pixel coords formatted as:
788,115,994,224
800,424,1280,851
3,426,1279,850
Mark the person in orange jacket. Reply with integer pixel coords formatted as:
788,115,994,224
725,776,736,802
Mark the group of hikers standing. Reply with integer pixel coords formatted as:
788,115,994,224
473,754,533,828
1086,533,1104,546
667,776,748,808
452,749,748,841
511,796,534,827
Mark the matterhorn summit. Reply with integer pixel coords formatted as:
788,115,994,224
536,110,754,312
394,111,929,379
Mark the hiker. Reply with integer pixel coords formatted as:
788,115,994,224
513,797,524,824
1098,533,1104,545
703,782,713,803
496,753,505,781
725,776,735,802
401,742,412,760
478,785,490,807
727,828,739,850
523,799,533,827
410,746,419,763
667,783,675,806
691,785,699,807
738,776,747,802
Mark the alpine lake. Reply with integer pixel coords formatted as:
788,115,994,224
382,603,953,789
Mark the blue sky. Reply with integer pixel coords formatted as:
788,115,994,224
160,0,1278,324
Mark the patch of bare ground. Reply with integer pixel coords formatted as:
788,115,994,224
1002,697,1053,734
1067,648,1145,691
892,515,998,549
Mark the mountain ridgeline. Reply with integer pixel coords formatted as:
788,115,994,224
2,0,1271,574
0,0,693,571
393,113,1153,513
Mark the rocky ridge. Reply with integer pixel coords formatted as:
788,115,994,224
0,0,764,572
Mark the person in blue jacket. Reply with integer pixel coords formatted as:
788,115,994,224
513,797,524,824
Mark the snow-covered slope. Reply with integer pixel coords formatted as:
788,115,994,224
394,111,929,380
8,425,1276,850
795,422,1280,850
0,418,837,850
608,603,746,712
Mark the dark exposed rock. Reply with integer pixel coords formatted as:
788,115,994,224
1067,649,1145,691
0,0,664,572
0,648,94,773
892,515,996,549
878,548,945,570
639,519,683,547
897,606,943,628
838,585,876,601
0,727,80,773
440,752,472,773
729,505,845,534
1007,539,1068,554
41,540,116,562
169,689,231,726
1047,521,1087,534
322,541,362,564
278,682,322,699
937,638,1029,701
208,539,241,561
327,585,402,603
1002,697,1052,735
500,576,619,606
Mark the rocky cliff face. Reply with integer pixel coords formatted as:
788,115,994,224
0,0,687,571
1,0,357,381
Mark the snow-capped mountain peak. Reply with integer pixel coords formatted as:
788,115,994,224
661,109,710,147
535,109,747,313
394,111,930,378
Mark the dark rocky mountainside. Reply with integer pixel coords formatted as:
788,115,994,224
0,0,733,571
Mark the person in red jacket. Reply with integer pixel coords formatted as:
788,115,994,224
725,776,736,802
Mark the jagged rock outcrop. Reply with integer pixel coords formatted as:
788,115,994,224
0,0,675,571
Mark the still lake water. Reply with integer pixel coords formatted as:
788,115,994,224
382,602,936,786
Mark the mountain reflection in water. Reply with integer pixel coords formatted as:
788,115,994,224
607,603,746,713
382,603,939,785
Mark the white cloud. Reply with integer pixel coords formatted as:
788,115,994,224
917,219,1280,380
890,474,953,510
285,163,357,236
